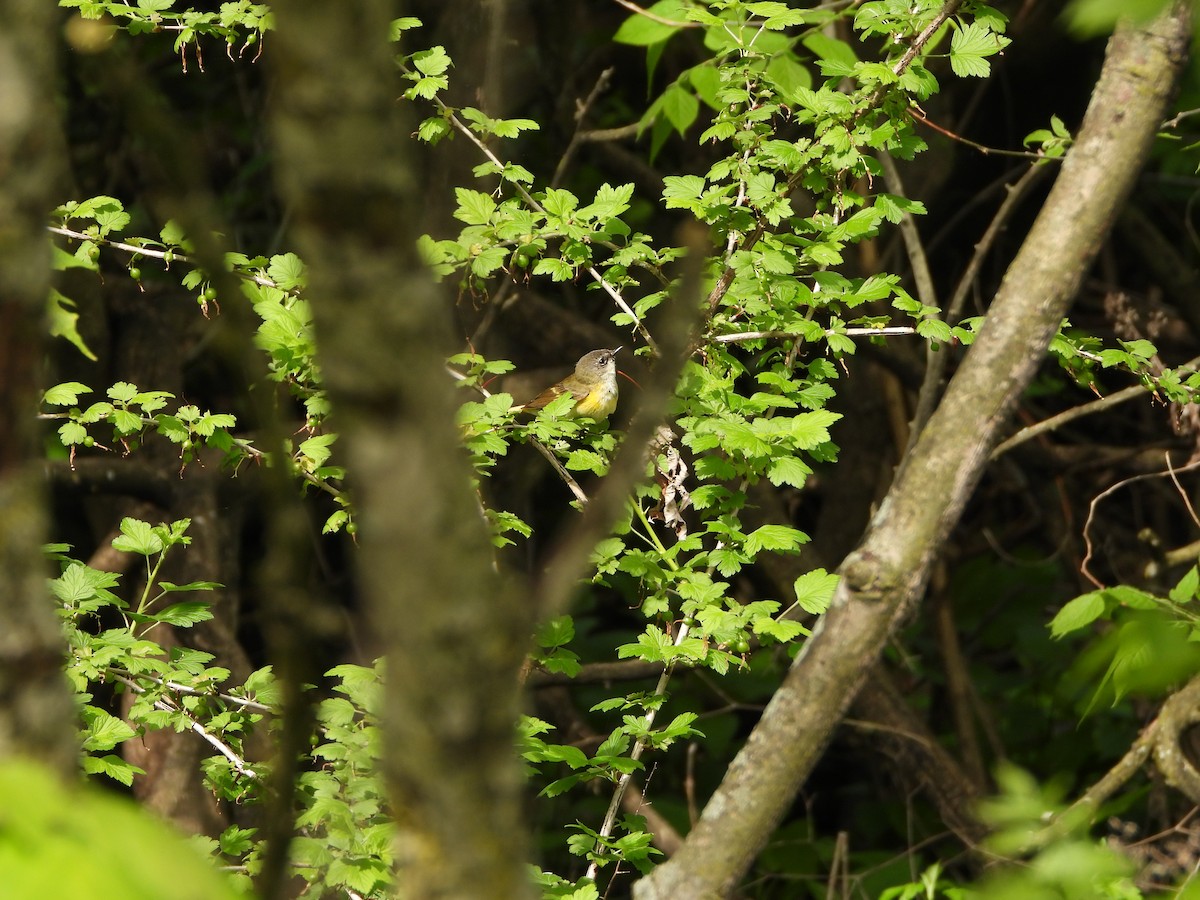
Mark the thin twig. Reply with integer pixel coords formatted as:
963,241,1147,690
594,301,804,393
1168,452,1200,528
713,326,918,343
552,67,616,189
578,123,642,143
1080,454,1200,589
108,666,275,712
879,151,942,452
610,0,696,28
110,672,259,779
47,225,285,291
991,353,1200,461
943,162,1049,326
909,108,1058,161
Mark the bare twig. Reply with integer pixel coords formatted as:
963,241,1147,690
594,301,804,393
991,353,1200,461
552,67,616,189
909,108,1059,161
1080,454,1200,589
944,162,1049,326
47,225,285,292
879,151,942,450
110,672,259,779
446,365,590,505
610,0,696,28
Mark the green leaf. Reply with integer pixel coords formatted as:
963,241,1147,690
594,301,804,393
754,616,807,642
613,0,688,45
471,246,508,277
532,258,574,281
388,16,422,39
744,524,809,555
298,433,337,468
661,84,699,135
793,568,839,615
107,382,139,403
57,422,88,446
566,449,607,474
47,290,98,360
454,188,497,226
43,382,92,407
1049,591,1107,638
111,518,164,556
579,183,634,223
148,602,214,627
536,616,576,649
1170,566,1200,604
786,409,841,449
81,755,144,787
267,252,307,290
82,708,137,752
949,21,1010,79
411,45,451,76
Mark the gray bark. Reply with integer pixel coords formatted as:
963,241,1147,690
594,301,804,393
0,0,79,776
265,2,534,897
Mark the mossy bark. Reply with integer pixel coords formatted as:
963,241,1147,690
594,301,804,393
0,0,80,777
266,3,534,898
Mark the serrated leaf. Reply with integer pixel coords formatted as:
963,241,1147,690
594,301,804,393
793,568,838,615
111,518,163,556
267,252,307,290
454,188,497,226
744,524,809,555
44,382,93,407
536,615,575,648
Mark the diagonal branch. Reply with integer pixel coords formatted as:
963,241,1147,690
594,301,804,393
635,5,1194,897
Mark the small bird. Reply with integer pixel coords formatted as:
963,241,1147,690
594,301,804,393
518,348,621,419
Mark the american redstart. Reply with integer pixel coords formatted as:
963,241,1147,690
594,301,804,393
517,347,621,418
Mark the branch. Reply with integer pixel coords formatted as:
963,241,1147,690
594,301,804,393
108,666,275,713
635,6,1194,896
533,224,708,622
446,365,590,505
110,672,260,780
991,348,1200,462
696,0,965,341
440,99,661,354
47,225,287,292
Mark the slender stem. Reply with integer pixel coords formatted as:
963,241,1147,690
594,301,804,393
47,225,286,291
110,672,259,779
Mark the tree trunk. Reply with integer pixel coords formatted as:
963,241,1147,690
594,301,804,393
266,2,535,898
0,0,80,776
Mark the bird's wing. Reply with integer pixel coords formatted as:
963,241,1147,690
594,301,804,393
523,381,587,411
